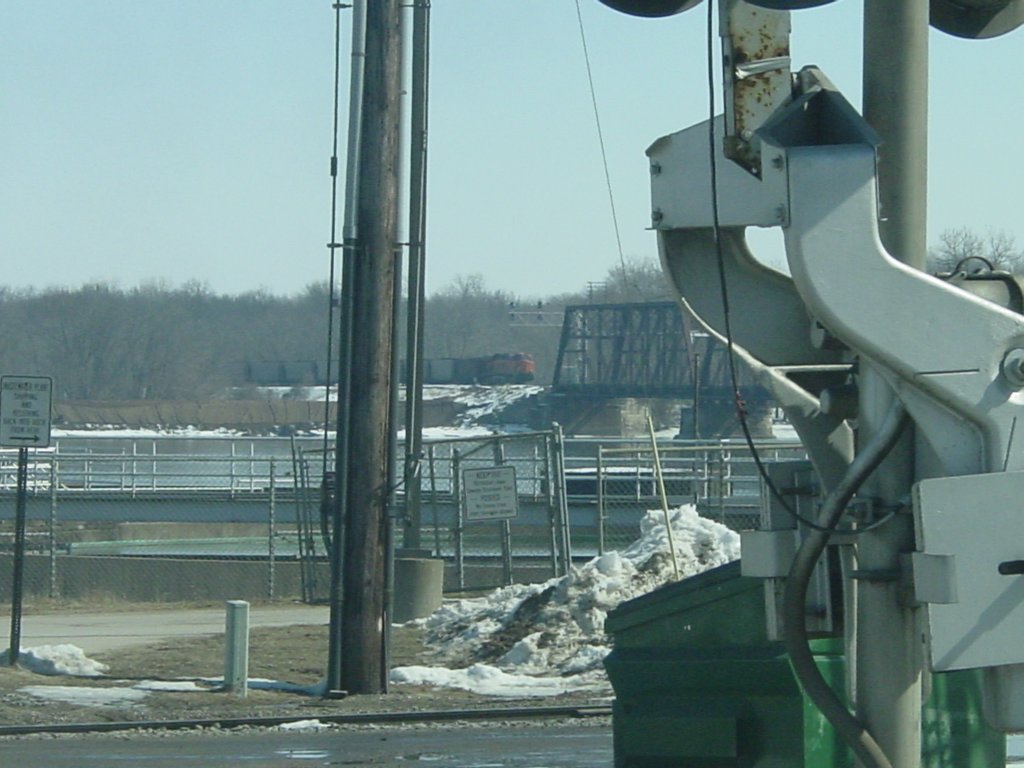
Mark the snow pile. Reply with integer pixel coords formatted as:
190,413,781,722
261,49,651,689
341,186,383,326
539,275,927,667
19,685,147,707
1,644,109,677
390,664,597,697
278,719,332,732
391,505,739,695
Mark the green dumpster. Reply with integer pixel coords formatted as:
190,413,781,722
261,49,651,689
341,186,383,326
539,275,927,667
603,561,1003,767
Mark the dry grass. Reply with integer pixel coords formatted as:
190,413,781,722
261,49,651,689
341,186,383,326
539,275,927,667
0,618,598,729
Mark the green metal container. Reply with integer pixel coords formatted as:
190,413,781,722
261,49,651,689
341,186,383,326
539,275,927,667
604,561,1003,767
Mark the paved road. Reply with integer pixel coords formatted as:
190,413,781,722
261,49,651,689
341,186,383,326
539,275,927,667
0,722,613,767
0,604,329,654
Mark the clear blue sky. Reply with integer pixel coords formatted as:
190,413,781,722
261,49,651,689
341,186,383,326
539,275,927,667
2,2,1021,298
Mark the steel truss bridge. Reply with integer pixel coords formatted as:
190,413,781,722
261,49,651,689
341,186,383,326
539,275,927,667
551,301,772,405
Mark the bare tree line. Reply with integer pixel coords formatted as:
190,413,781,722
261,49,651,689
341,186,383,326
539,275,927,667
1,228,1014,402
0,259,671,401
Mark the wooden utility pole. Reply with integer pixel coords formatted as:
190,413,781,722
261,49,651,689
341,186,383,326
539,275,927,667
340,0,403,695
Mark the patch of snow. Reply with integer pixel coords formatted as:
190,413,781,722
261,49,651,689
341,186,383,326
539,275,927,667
277,719,332,732
53,426,244,439
202,676,325,696
133,680,207,692
389,664,602,698
391,505,739,697
2,644,109,677
772,421,799,441
19,685,147,707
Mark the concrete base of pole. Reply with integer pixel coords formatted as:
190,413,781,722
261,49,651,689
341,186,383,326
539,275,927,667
392,558,443,623
224,600,249,697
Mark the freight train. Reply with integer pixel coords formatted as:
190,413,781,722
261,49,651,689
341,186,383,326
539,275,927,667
421,353,536,385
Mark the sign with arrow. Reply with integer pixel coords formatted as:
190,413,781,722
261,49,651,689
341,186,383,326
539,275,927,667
0,375,53,449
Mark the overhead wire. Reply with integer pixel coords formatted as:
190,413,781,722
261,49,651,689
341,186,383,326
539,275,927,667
573,0,642,300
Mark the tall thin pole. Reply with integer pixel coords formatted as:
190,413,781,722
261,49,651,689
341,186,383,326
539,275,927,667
7,448,29,666
326,0,367,696
855,1,929,765
340,0,403,695
403,0,431,550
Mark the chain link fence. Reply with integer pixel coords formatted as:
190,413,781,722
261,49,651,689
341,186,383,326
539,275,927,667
560,438,808,555
0,437,320,605
0,433,807,606
0,429,808,732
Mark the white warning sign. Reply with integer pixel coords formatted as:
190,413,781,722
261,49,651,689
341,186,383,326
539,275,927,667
462,466,519,522
0,375,53,448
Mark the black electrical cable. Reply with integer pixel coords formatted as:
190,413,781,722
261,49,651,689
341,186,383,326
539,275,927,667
702,3,832,534
782,400,907,768
702,6,902,767
701,6,881,537
701,5,898,763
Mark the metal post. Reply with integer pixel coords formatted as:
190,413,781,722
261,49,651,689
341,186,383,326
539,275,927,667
453,448,464,591
854,2,929,766
224,600,250,697
552,425,572,576
693,352,701,439
8,448,29,666
596,447,606,556
402,0,431,552
229,442,236,497
327,0,366,697
542,436,558,577
48,458,57,599
131,441,137,498
428,444,441,557
268,457,276,601
711,447,722,522
493,440,513,586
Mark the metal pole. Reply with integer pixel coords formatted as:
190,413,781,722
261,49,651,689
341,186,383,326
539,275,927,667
402,0,431,551
552,425,572,576
596,447,606,556
854,2,928,765
545,436,559,577
8,448,29,666
864,0,928,270
48,457,57,599
453,449,464,591
268,457,276,602
693,352,700,439
493,440,513,586
428,444,441,557
327,0,367,697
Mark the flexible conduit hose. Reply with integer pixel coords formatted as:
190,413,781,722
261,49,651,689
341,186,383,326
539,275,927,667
783,400,909,768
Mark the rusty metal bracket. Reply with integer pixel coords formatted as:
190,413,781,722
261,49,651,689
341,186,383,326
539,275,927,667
720,0,792,176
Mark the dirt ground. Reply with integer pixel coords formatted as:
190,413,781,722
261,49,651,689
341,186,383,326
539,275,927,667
0,614,608,731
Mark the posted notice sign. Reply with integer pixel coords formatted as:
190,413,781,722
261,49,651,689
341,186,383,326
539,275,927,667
0,376,53,448
462,466,518,522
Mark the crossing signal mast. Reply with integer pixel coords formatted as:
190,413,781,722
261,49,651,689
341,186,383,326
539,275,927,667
598,1,1024,766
